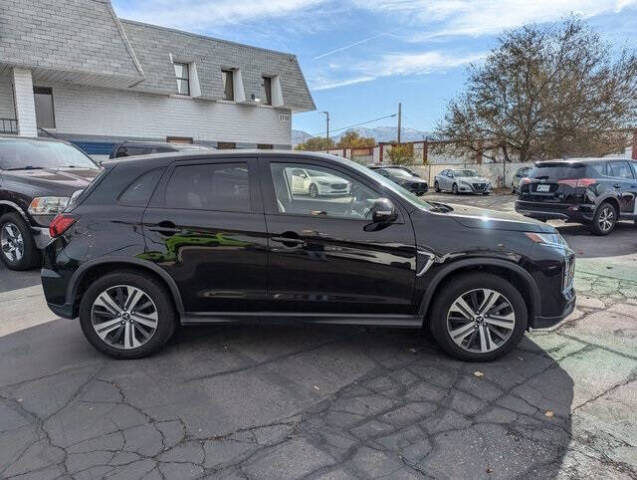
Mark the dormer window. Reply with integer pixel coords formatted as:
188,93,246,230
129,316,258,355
261,76,272,105
174,62,190,96
221,69,234,101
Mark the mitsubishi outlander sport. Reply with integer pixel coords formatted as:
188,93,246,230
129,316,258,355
41,151,576,361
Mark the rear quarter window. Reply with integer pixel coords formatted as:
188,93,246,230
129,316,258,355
118,169,164,206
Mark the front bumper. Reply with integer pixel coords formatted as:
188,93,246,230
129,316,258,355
458,183,491,194
533,289,576,329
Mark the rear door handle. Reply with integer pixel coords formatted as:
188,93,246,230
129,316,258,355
148,221,181,236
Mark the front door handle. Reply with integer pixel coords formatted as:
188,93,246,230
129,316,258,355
271,232,306,248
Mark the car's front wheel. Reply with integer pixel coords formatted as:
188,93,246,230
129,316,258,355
434,181,440,193
0,212,40,270
429,273,527,361
591,202,617,236
309,183,319,198
452,183,459,195
79,271,177,359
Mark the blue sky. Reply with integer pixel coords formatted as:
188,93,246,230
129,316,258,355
112,0,637,136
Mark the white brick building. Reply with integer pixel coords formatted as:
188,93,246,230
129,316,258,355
0,0,315,155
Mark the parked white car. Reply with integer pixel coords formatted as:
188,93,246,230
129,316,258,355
434,169,492,195
287,167,351,197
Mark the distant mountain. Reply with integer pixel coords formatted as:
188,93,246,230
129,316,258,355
292,126,431,146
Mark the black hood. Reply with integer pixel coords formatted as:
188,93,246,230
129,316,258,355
439,203,556,233
4,168,99,196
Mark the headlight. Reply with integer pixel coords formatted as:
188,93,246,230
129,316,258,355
318,181,331,186
525,232,569,248
28,196,70,215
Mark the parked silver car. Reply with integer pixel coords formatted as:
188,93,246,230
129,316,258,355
434,168,491,195
512,166,532,193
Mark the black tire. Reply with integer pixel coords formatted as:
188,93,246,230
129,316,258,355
452,183,459,195
0,212,40,270
428,273,528,362
434,181,440,193
590,202,617,236
482,192,490,196
309,183,319,198
79,271,178,359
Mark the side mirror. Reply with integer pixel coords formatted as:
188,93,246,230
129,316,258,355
371,198,398,223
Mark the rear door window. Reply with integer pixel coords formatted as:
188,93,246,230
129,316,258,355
164,162,250,212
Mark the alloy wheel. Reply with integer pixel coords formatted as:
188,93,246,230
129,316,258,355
91,285,159,350
446,288,516,354
309,184,319,198
1,223,24,263
598,206,615,233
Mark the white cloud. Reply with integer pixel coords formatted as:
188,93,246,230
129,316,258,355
115,0,327,29
312,50,484,90
354,0,637,38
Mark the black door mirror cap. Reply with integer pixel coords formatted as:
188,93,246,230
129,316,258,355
371,198,398,223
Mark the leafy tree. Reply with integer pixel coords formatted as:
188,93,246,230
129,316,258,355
386,144,416,165
295,137,335,151
337,130,376,149
434,18,637,162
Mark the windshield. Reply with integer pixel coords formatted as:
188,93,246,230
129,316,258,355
345,159,433,211
453,169,478,177
383,167,413,178
0,139,98,170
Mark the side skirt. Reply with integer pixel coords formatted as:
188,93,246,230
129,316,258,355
181,312,423,328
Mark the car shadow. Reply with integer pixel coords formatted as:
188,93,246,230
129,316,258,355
0,320,573,479
556,221,637,258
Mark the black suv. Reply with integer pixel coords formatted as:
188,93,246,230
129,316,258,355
369,166,428,195
515,158,637,235
42,151,575,361
0,137,100,270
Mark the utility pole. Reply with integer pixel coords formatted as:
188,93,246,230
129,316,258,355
321,111,330,144
397,102,402,144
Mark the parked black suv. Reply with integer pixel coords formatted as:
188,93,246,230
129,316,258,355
515,158,637,235
42,151,575,361
0,137,100,270
369,165,429,195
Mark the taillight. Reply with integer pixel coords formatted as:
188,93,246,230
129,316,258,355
49,214,76,238
520,177,531,185
557,178,596,188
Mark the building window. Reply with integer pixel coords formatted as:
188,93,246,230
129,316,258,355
221,69,234,101
33,87,55,129
166,136,193,144
174,62,190,96
261,76,272,105
217,142,236,149
257,144,274,150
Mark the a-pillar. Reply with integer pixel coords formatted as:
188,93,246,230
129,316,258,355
12,68,37,137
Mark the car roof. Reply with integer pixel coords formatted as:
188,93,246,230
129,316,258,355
0,135,72,146
101,149,354,168
534,157,632,166
115,140,208,149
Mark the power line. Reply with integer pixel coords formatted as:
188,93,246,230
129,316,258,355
310,113,397,138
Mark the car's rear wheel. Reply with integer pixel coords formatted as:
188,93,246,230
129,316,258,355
79,271,177,359
591,202,617,236
434,181,440,193
429,273,527,361
0,212,40,271
452,183,459,195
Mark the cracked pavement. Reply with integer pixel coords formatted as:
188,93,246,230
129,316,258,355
0,194,636,479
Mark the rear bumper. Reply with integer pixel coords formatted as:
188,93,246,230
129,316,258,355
515,200,594,222
41,267,76,319
30,226,53,250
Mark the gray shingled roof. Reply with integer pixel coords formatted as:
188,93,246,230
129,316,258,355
0,0,144,85
121,20,315,112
